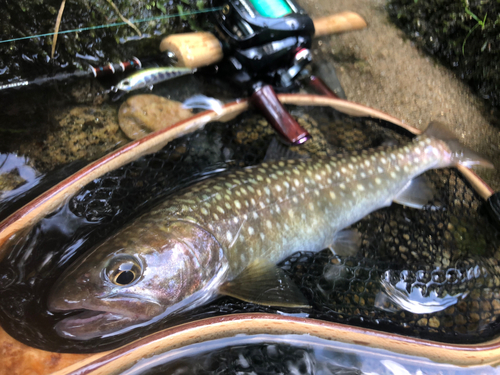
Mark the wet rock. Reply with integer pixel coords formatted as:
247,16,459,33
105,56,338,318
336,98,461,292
20,105,128,171
0,172,26,192
118,95,193,140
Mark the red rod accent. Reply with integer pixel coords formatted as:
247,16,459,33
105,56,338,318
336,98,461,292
251,85,311,145
308,75,339,98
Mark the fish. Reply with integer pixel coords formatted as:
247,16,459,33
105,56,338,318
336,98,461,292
114,67,196,92
47,121,493,340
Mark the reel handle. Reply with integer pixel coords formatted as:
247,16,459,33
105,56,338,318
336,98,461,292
251,85,311,145
160,12,367,68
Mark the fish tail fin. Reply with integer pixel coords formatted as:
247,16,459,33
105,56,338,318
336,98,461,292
423,121,493,168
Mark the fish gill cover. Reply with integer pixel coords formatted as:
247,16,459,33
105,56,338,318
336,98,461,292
0,105,499,353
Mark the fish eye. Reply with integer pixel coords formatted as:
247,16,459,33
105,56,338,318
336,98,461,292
106,256,142,286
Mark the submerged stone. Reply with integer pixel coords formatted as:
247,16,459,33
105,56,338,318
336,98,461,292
118,94,193,140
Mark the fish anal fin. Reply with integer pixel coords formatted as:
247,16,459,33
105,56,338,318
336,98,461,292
328,228,361,257
393,176,435,209
219,259,310,308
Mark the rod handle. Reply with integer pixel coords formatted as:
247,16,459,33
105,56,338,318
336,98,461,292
159,32,223,68
313,11,367,37
251,85,311,145
487,192,500,226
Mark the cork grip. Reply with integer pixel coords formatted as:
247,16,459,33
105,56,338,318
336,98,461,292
313,11,367,37
159,32,224,68
160,13,367,69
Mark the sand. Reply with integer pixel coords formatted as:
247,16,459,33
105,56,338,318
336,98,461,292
301,0,500,191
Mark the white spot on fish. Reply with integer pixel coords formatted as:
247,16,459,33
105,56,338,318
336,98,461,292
377,167,384,173
308,202,314,210
266,220,272,229
357,184,365,191
259,202,266,209
375,178,382,185
288,209,294,218
253,211,258,219
330,191,336,200
360,172,366,178
217,206,225,214
235,200,241,209
340,183,346,190
201,207,209,215
390,172,397,179
264,187,271,195
260,233,265,241
213,213,219,220
248,227,254,235
364,160,370,167
226,231,233,242
292,197,299,203
341,167,347,173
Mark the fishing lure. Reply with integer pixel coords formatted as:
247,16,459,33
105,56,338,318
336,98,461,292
114,66,197,92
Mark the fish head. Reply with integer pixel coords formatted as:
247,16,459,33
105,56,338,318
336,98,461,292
48,220,225,340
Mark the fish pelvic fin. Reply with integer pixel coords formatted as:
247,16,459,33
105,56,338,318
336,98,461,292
219,259,310,308
423,121,494,169
328,228,362,257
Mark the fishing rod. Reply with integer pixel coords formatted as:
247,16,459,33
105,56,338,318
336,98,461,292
0,57,143,91
0,7,222,92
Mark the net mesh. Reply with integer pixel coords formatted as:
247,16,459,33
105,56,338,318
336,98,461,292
0,105,499,353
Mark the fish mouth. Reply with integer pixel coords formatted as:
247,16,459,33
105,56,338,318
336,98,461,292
55,309,146,340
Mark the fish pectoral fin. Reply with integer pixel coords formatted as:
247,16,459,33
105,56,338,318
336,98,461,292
328,228,362,257
219,259,310,308
393,176,435,209
264,137,309,162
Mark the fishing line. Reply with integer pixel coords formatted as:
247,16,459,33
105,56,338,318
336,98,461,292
0,7,222,44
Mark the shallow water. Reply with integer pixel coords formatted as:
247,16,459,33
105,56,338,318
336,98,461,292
117,334,500,375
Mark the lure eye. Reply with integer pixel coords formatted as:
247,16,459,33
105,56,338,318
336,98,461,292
121,79,130,86
106,256,142,286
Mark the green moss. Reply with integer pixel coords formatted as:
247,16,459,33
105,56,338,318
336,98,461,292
387,0,500,111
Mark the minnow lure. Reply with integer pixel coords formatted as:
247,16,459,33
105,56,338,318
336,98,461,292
114,66,196,92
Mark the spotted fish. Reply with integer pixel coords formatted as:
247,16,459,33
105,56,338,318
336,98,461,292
48,121,492,340
114,66,196,92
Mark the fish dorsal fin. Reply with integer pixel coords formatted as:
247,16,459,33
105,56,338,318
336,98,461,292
393,176,435,209
219,259,310,308
329,228,362,257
